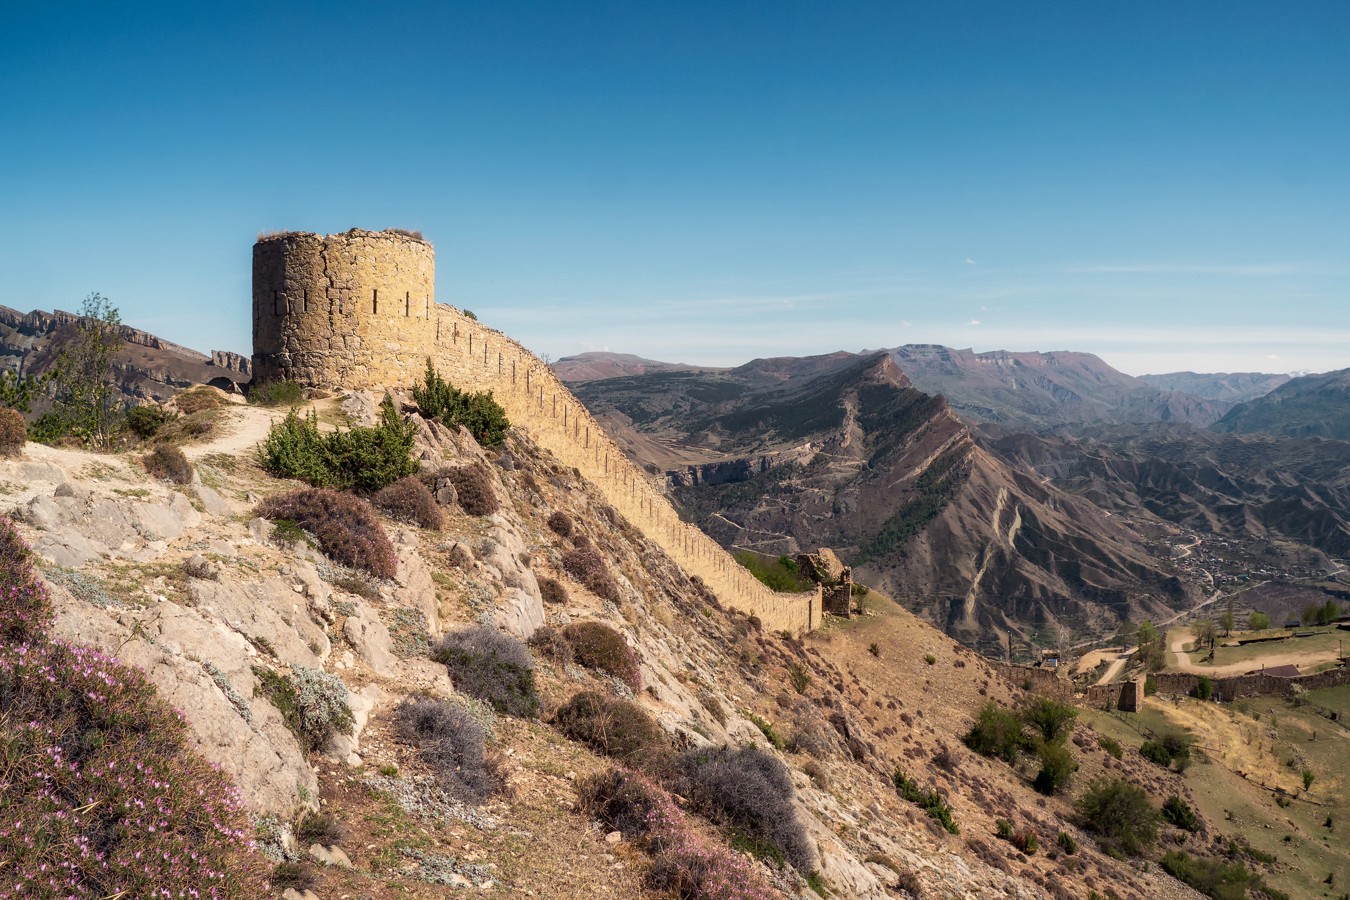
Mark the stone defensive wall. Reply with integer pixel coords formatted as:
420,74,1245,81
1078,665,1350,708
252,230,822,635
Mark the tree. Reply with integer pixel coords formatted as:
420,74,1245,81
1137,620,1166,671
1194,619,1218,661
30,294,125,446
1248,611,1271,631
1022,697,1078,746
1220,598,1235,637
1076,778,1160,857
0,369,45,413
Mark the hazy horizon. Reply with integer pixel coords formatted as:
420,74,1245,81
3,2,1346,377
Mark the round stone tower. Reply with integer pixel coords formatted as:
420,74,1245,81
252,228,436,389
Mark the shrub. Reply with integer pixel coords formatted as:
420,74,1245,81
0,639,267,896
554,691,671,769
1012,829,1038,854
254,664,355,753
412,360,510,446
296,811,344,845
0,406,24,456
528,625,575,666
1098,735,1123,759
0,368,45,413
924,653,937,665
1192,675,1214,701
143,442,194,484
746,712,785,751
1033,741,1078,796
964,701,1029,764
1141,731,1193,772
442,464,499,515
373,476,443,529
788,661,812,694
893,769,960,835
258,396,417,492
431,625,538,717
1057,831,1077,855
561,546,621,603
1160,851,1273,900
563,621,642,691
995,818,1013,839
579,768,776,900
0,517,53,644
547,510,574,537
539,575,568,605
256,488,397,578
678,746,816,873
392,697,496,803
1162,795,1202,833
1022,696,1077,745
250,379,305,407
125,403,176,439
1076,778,1159,857
1248,611,1271,631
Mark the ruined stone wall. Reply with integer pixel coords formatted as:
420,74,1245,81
1078,666,1350,708
251,231,821,634
252,230,436,388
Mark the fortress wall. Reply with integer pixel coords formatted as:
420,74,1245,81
252,230,436,388
422,306,822,635
250,231,820,634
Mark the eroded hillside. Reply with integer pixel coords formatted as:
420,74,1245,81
574,352,1196,652
3,388,1215,899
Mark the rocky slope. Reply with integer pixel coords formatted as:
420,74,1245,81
880,345,1231,431
990,423,1350,560
1211,366,1350,440
1137,371,1290,404
5,387,1215,899
573,353,1194,652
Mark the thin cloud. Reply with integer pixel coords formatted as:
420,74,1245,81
968,319,981,326
1066,263,1305,277
964,258,977,266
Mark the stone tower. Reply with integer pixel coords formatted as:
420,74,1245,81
251,229,436,389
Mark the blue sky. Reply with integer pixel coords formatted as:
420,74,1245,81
2,2,1346,375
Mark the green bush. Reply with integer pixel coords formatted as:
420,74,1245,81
563,621,642,692
431,625,538,718
1033,741,1078,796
29,293,126,448
258,395,417,492
893,769,960,835
553,691,671,769
1192,675,1214,701
1248,611,1271,631
1057,831,1077,854
1023,696,1077,745
1141,731,1193,772
1076,778,1159,857
1160,850,1273,900
412,360,509,446
249,379,305,407
963,701,1029,764
1098,735,1123,759
1162,795,1202,833
125,403,176,439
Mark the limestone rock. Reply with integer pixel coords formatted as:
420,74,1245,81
308,843,353,868
343,599,397,675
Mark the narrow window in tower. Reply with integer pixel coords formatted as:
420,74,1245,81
373,289,378,314
405,292,410,317
273,290,278,315
425,296,430,318
303,288,308,313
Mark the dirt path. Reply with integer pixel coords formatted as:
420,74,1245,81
1166,627,1343,676
1096,651,1135,685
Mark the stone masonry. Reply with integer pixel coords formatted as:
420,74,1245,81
252,230,822,634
